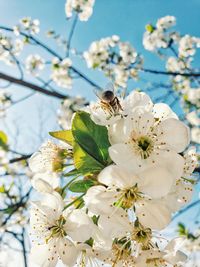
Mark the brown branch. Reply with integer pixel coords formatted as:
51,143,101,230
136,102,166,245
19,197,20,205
0,26,101,90
0,72,67,99
9,154,31,164
141,68,200,77
172,199,200,221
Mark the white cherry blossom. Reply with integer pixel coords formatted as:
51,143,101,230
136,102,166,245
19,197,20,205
25,54,45,76
108,106,189,172
30,192,93,267
51,57,72,89
89,90,152,126
57,96,87,129
65,0,95,21
84,164,176,230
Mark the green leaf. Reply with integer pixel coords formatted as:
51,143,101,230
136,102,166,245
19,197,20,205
64,168,81,177
73,143,103,174
68,179,96,193
72,111,111,172
0,131,8,150
49,130,74,145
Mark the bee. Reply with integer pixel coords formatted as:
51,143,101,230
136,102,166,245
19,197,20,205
95,83,123,116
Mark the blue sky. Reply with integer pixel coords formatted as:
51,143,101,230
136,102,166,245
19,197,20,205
1,0,200,102
0,0,200,230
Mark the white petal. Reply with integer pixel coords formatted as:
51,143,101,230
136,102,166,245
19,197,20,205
123,91,152,114
30,241,58,267
156,150,184,180
40,192,64,214
32,172,59,189
83,186,115,214
29,152,46,172
153,103,178,120
135,200,171,230
57,238,78,266
92,225,113,250
176,180,193,206
32,178,53,193
65,210,93,242
109,143,143,171
89,102,121,126
164,250,187,265
98,209,132,239
98,165,138,189
159,118,190,152
138,166,175,198
162,193,182,212
108,117,132,144
128,108,154,136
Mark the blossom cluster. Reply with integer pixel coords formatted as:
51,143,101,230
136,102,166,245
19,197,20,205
57,96,88,129
13,17,40,36
51,57,73,89
25,54,45,76
0,90,11,117
84,35,143,88
0,142,32,231
143,15,200,145
65,0,95,21
0,30,23,65
143,15,177,52
29,90,197,266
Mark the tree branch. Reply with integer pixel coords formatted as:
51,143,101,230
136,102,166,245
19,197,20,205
172,199,200,221
66,14,78,56
0,25,101,89
21,228,28,267
141,67,200,77
0,72,67,99
9,154,31,164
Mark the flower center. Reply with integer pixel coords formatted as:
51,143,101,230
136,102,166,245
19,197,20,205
138,137,151,151
46,216,67,243
112,242,132,267
130,134,154,159
52,148,71,172
131,224,152,250
117,185,142,209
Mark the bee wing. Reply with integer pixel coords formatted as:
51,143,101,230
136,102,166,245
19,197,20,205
93,89,102,100
105,82,115,92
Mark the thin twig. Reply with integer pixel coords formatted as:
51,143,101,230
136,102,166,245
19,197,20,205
172,200,200,221
66,14,78,56
141,67,200,77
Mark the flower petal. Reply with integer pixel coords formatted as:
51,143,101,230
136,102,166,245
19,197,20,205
57,238,78,266
159,118,190,152
30,241,58,267
108,117,132,144
123,91,152,114
98,165,138,189
65,210,93,242
29,152,46,173
153,103,178,120
83,185,116,214
98,209,132,239
135,200,171,230
32,172,59,190
138,166,175,198
109,143,143,172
